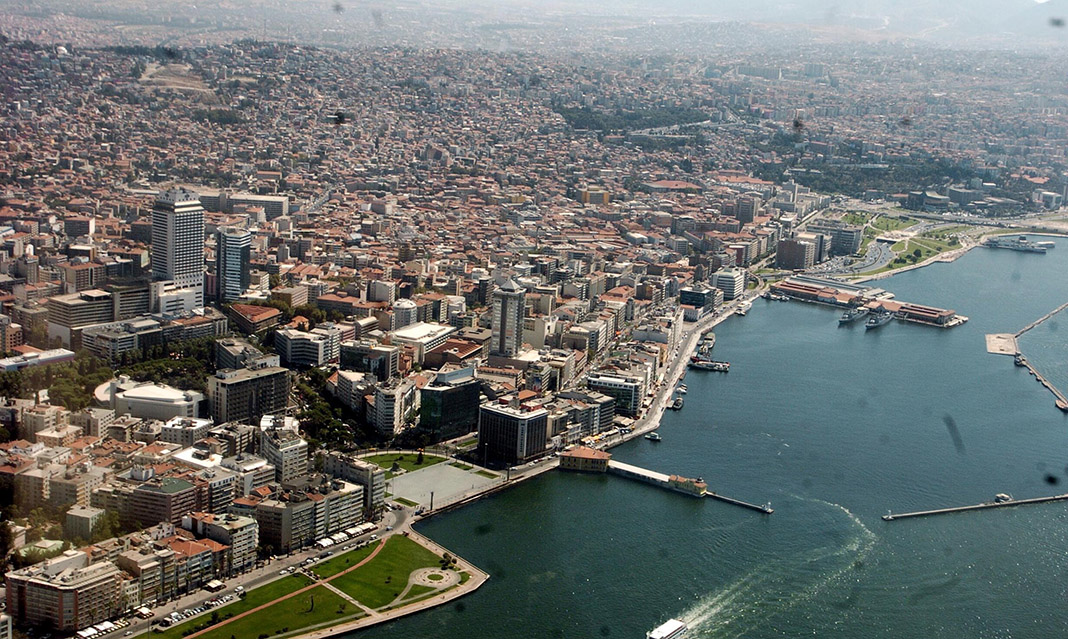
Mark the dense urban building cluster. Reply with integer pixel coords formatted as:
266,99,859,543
2,3,1068,635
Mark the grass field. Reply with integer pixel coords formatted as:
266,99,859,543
841,212,871,225
450,462,473,471
312,544,377,579
870,215,918,232
192,586,355,639
364,453,447,477
329,535,442,609
475,470,498,479
394,497,418,507
154,575,312,639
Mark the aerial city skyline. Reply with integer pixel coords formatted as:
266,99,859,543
2,1,1068,638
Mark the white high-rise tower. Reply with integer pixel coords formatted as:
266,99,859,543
152,188,205,306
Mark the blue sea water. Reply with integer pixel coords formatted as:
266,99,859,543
355,237,1068,639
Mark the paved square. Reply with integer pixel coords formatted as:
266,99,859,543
389,462,502,508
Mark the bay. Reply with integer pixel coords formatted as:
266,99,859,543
355,237,1068,638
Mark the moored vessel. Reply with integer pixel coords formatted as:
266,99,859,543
983,235,1047,253
838,306,870,325
689,357,730,372
644,432,662,442
865,311,894,330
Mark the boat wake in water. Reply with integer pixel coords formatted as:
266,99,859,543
680,498,877,638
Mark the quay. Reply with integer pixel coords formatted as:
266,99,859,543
770,276,966,328
883,493,1068,521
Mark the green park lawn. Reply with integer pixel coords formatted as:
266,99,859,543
192,586,355,639
840,212,871,225
328,535,443,609
475,470,497,479
154,575,312,639
364,453,447,477
870,215,918,232
312,543,377,579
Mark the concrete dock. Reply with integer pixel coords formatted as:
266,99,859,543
985,333,1018,355
883,493,1068,521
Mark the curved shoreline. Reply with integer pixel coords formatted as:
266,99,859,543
287,530,489,639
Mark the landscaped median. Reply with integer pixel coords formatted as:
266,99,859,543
154,534,480,639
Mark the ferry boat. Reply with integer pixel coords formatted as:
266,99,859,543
734,301,751,316
865,311,894,330
983,235,1047,253
689,357,730,372
838,306,870,325
700,333,716,349
647,619,687,639
645,432,663,442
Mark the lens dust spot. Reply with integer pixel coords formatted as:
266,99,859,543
474,523,493,535
1045,474,1059,485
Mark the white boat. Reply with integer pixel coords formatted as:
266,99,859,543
647,619,687,639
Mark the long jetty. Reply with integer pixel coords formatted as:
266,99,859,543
883,493,1068,521
1015,300,1068,338
1015,355,1068,411
606,460,773,514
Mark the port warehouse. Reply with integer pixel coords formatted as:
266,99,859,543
770,276,960,327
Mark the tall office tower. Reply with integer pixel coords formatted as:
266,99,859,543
152,188,205,305
491,279,526,357
216,226,252,303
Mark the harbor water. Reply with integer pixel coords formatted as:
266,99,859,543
355,237,1068,639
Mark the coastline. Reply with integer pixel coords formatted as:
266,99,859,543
284,530,489,639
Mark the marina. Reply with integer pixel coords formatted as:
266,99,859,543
883,493,1068,522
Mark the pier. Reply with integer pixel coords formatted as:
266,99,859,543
883,493,1068,521
987,300,1068,411
606,460,773,514
1015,300,1068,339
1014,355,1068,411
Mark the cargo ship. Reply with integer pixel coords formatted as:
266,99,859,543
838,306,870,325
983,235,1047,253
